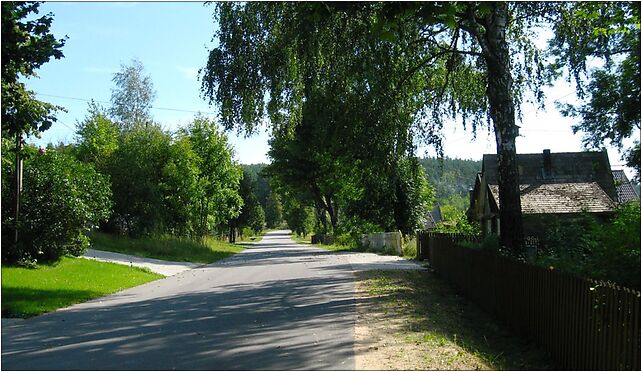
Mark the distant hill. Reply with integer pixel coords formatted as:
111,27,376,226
419,157,481,202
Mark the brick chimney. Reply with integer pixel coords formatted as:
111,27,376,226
543,149,552,179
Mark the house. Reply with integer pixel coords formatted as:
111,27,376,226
612,169,639,203
467,149,621,237
423,204,443,230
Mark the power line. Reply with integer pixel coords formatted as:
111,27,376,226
34,92,218,115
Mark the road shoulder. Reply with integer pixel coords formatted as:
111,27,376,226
83,249,199,276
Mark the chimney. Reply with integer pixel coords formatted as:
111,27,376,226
543,149,552,179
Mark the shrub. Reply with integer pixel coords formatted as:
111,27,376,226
2,148,112,264
534,205,640,289
585,201,640,289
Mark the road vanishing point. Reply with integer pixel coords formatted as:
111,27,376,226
2,230,422,370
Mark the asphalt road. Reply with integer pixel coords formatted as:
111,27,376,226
2,231,357,370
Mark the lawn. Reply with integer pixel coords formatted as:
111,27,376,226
89,232,245,264
355,270,555,370
2,257,163,318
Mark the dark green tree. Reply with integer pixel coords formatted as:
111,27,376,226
229,169,265,241
1,2,66,137
1,144,112,264
160,135,201,236
1,1,67,251
264,191,283,228
107,123,172,236
282,194,315,237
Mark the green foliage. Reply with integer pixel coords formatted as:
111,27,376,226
419,157,481,202
551,2,640,180
201,2,569,252
230,168,265,235
583,202,640,289
107,123,171,236
264,191,283,228
183,115,243,235
433,213,481,235
1,147,112,264
283,197,315,237
535,204,641,289
75,101,119,170
2,257,162,318
1,1,66,137
89,231,244,264
160,135,201,236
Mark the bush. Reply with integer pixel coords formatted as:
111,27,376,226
2,148,112,264
585,201,640,289
534,205,640,289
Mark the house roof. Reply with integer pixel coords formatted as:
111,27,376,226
424,204,443,229
488,182,616,214
612,170,639,203
482,150,618,203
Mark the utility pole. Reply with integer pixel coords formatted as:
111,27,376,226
14,131,23,248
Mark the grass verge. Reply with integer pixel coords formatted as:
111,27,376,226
355,269,555,370
2,257,163,318
89,232,245,264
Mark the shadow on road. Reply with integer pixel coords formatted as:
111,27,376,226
2,274,355,370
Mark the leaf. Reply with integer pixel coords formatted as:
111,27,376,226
381,30,397,42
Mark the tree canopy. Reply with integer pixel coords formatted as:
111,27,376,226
110,59,157,130
200,2,554,251
551,2,640,179
1,1,67,138
201,2,638,252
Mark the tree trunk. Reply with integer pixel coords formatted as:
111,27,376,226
323,194,338,233
229,225,236,243
13,132,23,250
482,3,524,255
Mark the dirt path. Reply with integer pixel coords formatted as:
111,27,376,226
352,270,555,370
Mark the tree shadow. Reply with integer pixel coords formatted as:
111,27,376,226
355,270,557,370
1,288,102,318
2,272,356,370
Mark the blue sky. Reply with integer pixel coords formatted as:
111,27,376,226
25,2,637,176
26,1,270,164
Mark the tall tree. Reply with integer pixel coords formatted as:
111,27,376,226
1,2,66,137
1,1,66,249
201,2,556,253
75,101,119,171
183,115,243,237
205,3,437,237
551,2,640,180
110,59,156,130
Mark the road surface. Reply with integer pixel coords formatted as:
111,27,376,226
2,230,421,370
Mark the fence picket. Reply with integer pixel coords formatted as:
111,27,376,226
417,231,641,371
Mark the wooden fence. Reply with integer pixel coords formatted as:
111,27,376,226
417,231,641,370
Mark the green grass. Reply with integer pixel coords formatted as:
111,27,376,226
2,257,163,318
358,270,555,370
236,230,265,243
289,233,312,245
89,232,245,264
